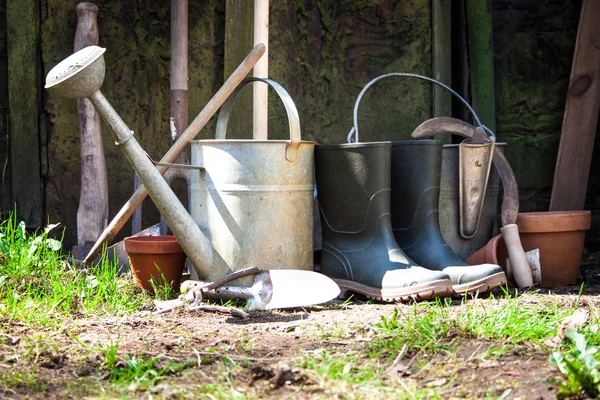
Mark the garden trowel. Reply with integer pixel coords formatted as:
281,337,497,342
179,267,341,311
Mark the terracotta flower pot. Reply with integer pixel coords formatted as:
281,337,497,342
467,211,591,288
516,211,590,287
123,235,186,293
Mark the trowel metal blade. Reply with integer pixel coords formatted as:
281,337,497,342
262,270,340,310
459,139,495,238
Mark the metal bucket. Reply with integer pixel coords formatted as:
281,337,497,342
439,143,505,260
189,78,315,283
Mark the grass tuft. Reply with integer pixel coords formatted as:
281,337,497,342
0,212,146,324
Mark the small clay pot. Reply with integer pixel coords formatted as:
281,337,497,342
516,211,590,287
467,211,591,288
124,235,186,293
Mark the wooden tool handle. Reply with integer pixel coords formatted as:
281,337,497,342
500,224,533,288
83,43,267,264
203,266,262,291
75,3,99,50
74,2,108,248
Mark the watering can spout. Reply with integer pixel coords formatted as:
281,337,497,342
45,46,214,280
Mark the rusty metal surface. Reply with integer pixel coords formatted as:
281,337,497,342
458,138,495,238
411,117,520,227
190,78,315,284
440,144,503,260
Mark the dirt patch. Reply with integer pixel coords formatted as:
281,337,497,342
3,252,600,398
0,297,569,399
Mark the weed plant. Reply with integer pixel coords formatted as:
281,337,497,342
549,329,600,399
0,212,146,324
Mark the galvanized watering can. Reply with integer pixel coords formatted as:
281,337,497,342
189,78,315,282
44,46,315,284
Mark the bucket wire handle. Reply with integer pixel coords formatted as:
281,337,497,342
347,72,496,143
216,77,302,162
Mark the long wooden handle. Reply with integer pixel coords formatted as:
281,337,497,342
253,0,269,140
84,43,266,263
75,2,109,247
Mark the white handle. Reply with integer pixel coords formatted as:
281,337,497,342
500,224,533,288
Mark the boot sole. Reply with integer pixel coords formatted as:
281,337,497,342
452,272,507,296
334,278,453,302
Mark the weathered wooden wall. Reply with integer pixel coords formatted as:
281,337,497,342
40,0,225,247
41,0,434,248
0,0,597,248
223,0,433,142
493,0,584,211
0,0,10,214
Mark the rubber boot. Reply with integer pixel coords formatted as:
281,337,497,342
315,142,453,302
390,140,506,295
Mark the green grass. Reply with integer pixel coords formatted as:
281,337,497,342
0,212,147,324
370,292,576,360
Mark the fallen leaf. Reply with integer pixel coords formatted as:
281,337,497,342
480,360,501,369
427,378,448,387
545,308,590,347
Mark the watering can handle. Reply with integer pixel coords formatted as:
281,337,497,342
347,72,496,143
215,77,302,162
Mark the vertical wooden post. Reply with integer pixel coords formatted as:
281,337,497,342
171,0,189,137
158,0,191,236
7,0,42,226
224,0,254,139
74,2,109,248
432,0,452,143
465,0,496,132
550,0,600,211
253,0,268,140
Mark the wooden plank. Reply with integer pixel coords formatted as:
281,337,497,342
432,0,452,143
465,0,496,132
7,0,42,226
224,0,254,139
550,0,600,211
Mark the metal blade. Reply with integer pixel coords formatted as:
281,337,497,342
262,270,340,310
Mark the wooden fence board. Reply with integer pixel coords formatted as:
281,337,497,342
7,0,42,226
550,0,600,211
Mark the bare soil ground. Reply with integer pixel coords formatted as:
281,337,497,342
1,253,600,399
0,301,561,399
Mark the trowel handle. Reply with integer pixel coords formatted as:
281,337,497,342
500,224,533,288
202,286,254,302
203,266,262,291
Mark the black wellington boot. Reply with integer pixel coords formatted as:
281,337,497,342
315,142,453,302
390,140,506,295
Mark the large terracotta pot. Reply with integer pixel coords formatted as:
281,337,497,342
123,236,186,293
467,211,591,288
